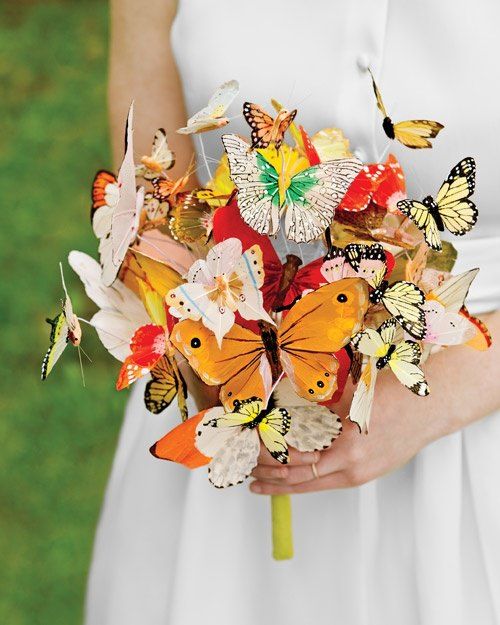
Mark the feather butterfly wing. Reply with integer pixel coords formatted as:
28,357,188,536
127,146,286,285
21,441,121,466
145,355,188,420
170,319,273,410
284,158,363,243
222,134,280,236
277,278,369,402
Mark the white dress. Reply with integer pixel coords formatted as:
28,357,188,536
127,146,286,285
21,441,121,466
85,2,500,624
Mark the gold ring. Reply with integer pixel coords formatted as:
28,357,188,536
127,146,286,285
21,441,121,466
311,462,320,480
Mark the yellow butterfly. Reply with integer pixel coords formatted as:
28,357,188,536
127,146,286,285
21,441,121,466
350,318,429,432
397,158,477,252
368,69,444,149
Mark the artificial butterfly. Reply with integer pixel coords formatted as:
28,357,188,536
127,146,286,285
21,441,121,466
212,200,325,312
368,69,444,149
116,276,188,419
222,133,362,243
97,103,144,286
151,398,290,488
135,128,175,179
68,250,150,362
143,192,169,221
151,162,192,205
422,269,480,347
169,192,214,245
322,243,426,339
41,264,82,380
91,170,119,238
170,278,369,409
397,158,477,252
166,238,273,346
339,154,407,213
243,102,297,150
177,79,239,134
350,318,429,432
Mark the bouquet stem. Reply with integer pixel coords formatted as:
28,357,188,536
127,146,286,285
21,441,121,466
271,494,293,560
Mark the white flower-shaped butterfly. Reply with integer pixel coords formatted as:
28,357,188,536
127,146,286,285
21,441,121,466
166,238,273,345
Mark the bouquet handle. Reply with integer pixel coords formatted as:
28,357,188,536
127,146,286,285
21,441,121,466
271,494,293,560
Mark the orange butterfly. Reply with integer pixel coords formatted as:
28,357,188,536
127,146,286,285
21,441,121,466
243,102,297,150
170,278,369,409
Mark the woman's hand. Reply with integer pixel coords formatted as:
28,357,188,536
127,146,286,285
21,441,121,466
250,310,500,495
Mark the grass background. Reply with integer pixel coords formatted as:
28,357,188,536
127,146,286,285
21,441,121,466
0,2,126,623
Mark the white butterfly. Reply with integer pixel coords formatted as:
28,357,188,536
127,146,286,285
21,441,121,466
422,269,479,347
135,128,175,179
98,103,144,287
349,318,429,433
177,79,239,134
222,133,362,243
68,251,149,361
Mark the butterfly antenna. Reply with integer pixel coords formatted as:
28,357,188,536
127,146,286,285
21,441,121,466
59,262,70,300
77,345,86,388
197,134,212,182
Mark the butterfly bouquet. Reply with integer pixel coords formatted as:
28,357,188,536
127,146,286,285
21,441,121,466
42,76,491,559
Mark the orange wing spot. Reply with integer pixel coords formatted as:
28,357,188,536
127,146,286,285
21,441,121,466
461,307,492,351
150,412,211,468
91,170,117,211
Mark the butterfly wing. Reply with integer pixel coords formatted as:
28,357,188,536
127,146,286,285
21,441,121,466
435,157,478,236
116,324,166,389
41,313,69,380
278,278,369,402
285,404,342,451
397,199,442,251
91,170,119,237
368,69,388,118
170,319,272,409
258,407,290,463
284,157,362,243
348,355,378,433
372,154,407,212
196,402,261,487
388,341,429,395
430,268,479,313
150,410,212,468
274,109,297,150
101,104,143,286
381,281,426,339
222,134,280,235
243,102,276,149
392,120,444,149
169,193,213,245
178,80,239,134
144,354,187,419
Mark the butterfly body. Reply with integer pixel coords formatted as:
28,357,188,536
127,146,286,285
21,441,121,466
382,116,396,140
422,195,445,231
376,342,396,369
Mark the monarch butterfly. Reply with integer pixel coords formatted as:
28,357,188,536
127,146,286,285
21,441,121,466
243,102,297,150
397,158,477,252
368,69,444,149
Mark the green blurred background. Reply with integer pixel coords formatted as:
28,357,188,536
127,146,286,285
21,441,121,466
0,2,126,623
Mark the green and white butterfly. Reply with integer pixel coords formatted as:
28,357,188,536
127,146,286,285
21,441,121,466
41,263,83,380
221,134,362,243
